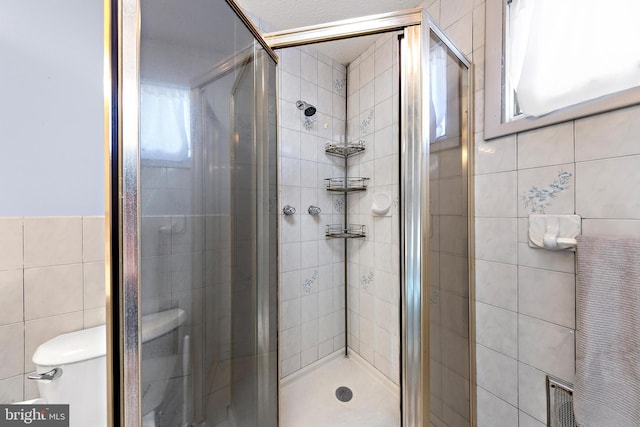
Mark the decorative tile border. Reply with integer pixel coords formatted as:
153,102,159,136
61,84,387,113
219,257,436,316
521,170,573,214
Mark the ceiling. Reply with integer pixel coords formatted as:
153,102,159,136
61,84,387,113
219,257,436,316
235,0,423,64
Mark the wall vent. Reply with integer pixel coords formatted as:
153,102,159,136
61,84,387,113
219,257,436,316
547,376,577,427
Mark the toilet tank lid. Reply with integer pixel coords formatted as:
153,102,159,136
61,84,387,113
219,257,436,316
32,308,186,366
32,325,106,366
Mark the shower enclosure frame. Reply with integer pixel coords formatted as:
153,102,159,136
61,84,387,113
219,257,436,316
264,8,476,427
106,0,279,426
106,1,475,425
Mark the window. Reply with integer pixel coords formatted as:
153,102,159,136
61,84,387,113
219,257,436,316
485,0,640,139
140,83,191,162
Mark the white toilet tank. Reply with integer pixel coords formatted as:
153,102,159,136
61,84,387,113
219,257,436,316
30,308,185,427
32,325,107,427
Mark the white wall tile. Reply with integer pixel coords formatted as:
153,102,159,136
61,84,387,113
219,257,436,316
23,217,83,268
280,127,301,159
280,299,300,331
374,97,393,131
576,155,640,219
475,218,517,264
476,302,517,358
575,104,640,162
517,242,575,274
476,387,518,427
375,68,393,105
518,314,575,382
83,261,105,310
518,362,548,423
517,122,574,169
581,219,640,238
0,323,23,379
281,354,300,378
318,61,333,91
519,411,545,427
300,51,318,84
476,344,518,406
518,266,575,328
82,217,104,262
374,37,393,75
0,218,23,271
83,307,105,328
0,376,22,403
475,133,516,175
280,242,301,272
280,47,300,76
24,264,83,320
359,53,374,86
0,270,23,326
475,260,517,311
280,71,301,103
280,326,301,360
475,172,517,217
444,12,473,56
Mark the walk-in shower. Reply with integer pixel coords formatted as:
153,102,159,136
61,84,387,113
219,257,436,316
266,9,474,427
108,3,473,427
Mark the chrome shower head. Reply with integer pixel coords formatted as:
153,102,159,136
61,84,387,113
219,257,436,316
296,100,317,117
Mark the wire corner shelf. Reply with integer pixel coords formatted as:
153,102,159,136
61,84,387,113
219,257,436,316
325,224,366,239
325,141,366,158
325,177,370,192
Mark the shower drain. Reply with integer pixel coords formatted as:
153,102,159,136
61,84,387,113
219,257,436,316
335,386,353,402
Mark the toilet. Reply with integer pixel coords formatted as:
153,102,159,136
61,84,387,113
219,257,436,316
29,308,186,427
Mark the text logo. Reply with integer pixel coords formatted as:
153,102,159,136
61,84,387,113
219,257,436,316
0,405,68,427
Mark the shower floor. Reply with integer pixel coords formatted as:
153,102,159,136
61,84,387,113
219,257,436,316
280,350,400,427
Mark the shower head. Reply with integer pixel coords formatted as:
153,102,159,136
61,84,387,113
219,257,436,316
296,100,317,117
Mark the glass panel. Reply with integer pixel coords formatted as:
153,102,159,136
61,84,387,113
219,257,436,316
428,30,471,427
139,1,277,426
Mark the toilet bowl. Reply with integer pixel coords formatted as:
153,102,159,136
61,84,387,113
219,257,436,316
28,308,185,427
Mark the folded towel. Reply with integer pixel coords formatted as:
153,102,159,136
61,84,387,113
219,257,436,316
574,235,640,427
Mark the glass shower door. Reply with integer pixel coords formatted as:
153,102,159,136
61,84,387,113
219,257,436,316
116,0,279,425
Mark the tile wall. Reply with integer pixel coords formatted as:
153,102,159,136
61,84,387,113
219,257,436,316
0,216,105,403
421,0,640,425
345,33,401,385
278,45,348,377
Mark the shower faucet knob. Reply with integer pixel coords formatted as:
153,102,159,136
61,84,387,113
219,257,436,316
283,205,296,215
308,205,321,215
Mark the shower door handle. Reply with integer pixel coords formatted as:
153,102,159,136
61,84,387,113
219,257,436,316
28,367,63,383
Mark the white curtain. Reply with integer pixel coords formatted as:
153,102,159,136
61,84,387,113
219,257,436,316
509,0,640,117
140,83,191,161
430,40,447,140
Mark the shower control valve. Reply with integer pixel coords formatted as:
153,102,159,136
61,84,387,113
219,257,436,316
283,205,296,215
308,205,321,215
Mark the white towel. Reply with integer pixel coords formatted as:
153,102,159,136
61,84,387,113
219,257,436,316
574,235,640,427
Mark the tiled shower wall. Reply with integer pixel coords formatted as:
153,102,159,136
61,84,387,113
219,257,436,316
0,217,105,403
278,46,348,377
345,33,401,385
420,0,640,425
